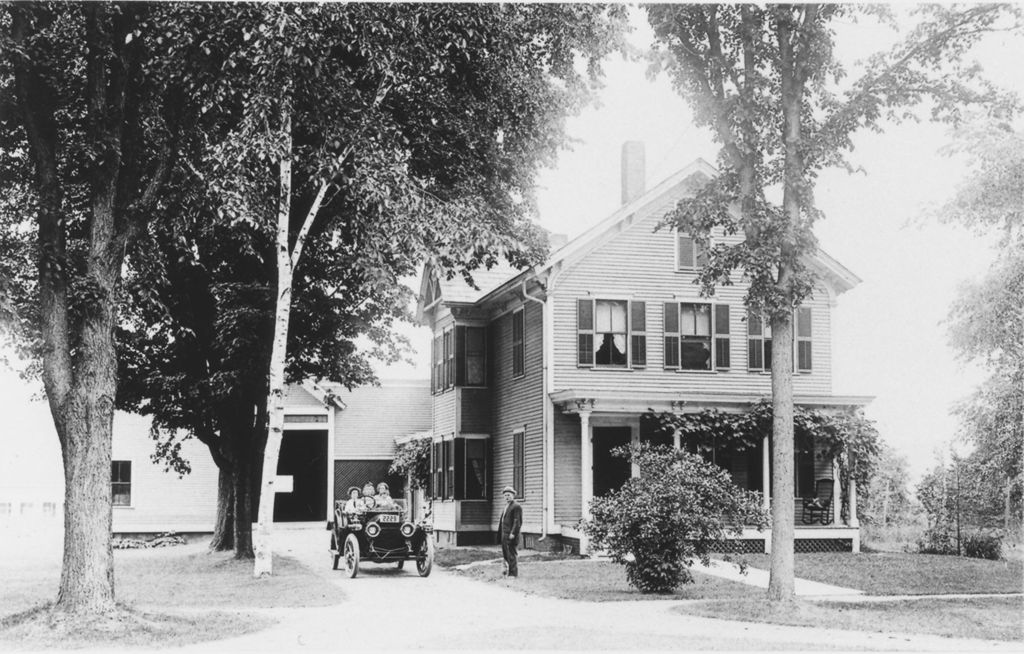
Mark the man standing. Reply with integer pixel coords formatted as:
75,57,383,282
498,485,522,577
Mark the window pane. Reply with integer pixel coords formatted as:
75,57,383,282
680,339,712,370
694,305,710,335
467,327,485,353
465,439,486,499
467,356,485,385
595,333,627,366
678,234,695,268
682,304,710,336
595,300,626,332
681,304,695,336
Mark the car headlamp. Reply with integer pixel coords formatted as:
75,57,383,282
365,521,381,538
400,522,415,538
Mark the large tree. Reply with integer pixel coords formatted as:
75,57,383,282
645,3,1014,600
939,119,1024,527
0,3,198,616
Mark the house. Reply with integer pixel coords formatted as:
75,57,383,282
416,142,872,553
108,380,430,535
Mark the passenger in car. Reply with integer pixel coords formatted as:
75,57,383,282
361,482,377,509
374,482,396,509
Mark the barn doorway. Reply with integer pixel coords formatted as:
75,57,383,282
592,426,633,497
274,429,328,522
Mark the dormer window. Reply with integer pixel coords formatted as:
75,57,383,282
677,231,709,270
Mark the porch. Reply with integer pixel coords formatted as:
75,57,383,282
551,390,869,553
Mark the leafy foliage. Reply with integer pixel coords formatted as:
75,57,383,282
389,439,431,491
583,444,768,594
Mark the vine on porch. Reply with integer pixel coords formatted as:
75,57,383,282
389,438,432,490
647,400,881,522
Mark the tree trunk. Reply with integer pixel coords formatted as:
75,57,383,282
53,394,117,614
1005,475,1012,531
767,312,796,601
210,466,234,552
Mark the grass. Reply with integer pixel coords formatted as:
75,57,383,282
0,542,345,649
456,557,757,601
676,596,1024,642
434,546,505,568
739,551,1024,595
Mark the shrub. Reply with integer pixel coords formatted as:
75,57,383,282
582,444,768,594
963,532,1003,560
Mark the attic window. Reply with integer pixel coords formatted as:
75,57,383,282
677,232,709,270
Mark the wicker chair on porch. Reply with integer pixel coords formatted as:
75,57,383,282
801,478,834,525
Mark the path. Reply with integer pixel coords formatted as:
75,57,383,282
173,527,1019,652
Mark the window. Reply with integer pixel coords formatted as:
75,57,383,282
577,299,646,368
431,436,490,500
512,430,525,498
444,329,455,389
796,446,816,497
511,309,525,377
432,334,443,393
747,312,772,371
677,232,709,270
665,302,731,371
796,307,812,372
456,326,486,386
111,460,131,506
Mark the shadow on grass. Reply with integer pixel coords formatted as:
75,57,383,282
456,558,760,602
674,596,1024,642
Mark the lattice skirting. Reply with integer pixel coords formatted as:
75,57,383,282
794,538,853,553
708,539,766,554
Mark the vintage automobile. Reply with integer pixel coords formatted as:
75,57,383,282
328,496,434,578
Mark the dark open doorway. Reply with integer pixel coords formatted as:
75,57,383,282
274,429,328,522
592,426,632,497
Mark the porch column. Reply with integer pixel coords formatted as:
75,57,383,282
761,435,770,512
848,477,859,528
672,428,681,450
579,410,593,554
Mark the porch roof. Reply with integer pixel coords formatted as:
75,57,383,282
549,389,873,415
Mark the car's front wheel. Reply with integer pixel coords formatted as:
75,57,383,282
343,533,360,578
416,535,434,577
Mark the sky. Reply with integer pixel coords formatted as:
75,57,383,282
2,7,1020,489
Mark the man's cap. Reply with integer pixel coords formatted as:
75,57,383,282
502,486,516,495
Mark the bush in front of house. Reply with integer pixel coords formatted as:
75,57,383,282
963,532,1003,560
583,444,769,594
917,525,1004,560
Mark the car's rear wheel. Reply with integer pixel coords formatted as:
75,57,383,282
343,533,360,578
416,535,434,577
330,534,340,570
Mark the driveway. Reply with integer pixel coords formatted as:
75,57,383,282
177,526,1019,652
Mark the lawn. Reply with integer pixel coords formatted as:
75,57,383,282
0,542,345,649
739,551,1024,595
456,557,757,601
434,546,504,568
677,596,1024,642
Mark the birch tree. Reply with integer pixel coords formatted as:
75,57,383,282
646,3,1016,600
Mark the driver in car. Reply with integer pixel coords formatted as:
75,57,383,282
361,482,377,509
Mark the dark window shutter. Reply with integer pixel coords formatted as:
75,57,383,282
577,299,594,366
455,326,466,386
714,304,730,369
663,302,679,368
797,307,812,372
455,438,466,500
631,301,646,367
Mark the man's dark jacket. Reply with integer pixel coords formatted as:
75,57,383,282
499,500,522,541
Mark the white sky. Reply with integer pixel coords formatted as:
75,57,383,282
2,8,1020,489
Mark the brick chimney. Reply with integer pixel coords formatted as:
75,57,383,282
620,141,645,205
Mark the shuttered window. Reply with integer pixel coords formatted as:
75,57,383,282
432,335,443,394
456,326,486,386
796,307,812,372
462,438,488,500
664,301,680,368
680,303,713,370
445,438,456,499
431,441,444,499
578,298,645,368
511,309,525,378
677,232,710,270
111,461,131,507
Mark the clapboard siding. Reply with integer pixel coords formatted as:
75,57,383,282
553,411,582,523
333,381,430,459
550,201,833,398
111,413,218,533
488,301,545,526
432,388,457,437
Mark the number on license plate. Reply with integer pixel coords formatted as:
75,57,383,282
377,514,399,523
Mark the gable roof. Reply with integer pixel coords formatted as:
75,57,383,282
421,158,861,312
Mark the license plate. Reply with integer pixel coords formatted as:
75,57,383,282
377,514,399,523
